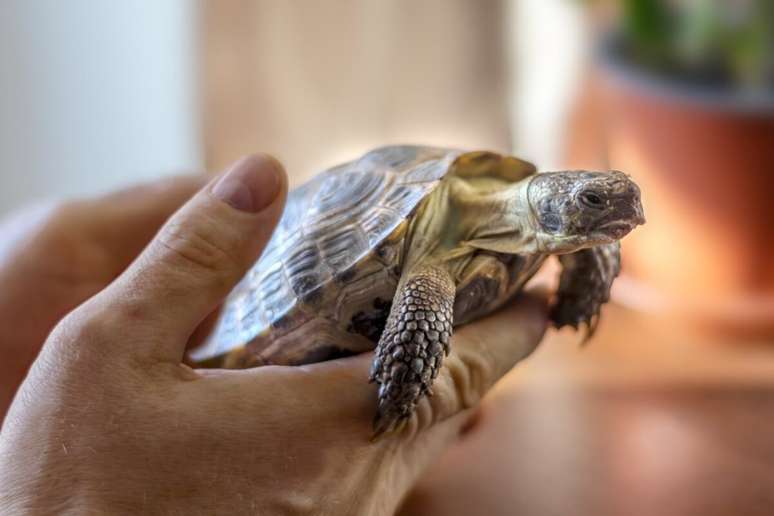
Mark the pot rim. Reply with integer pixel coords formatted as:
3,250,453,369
596,33,774,116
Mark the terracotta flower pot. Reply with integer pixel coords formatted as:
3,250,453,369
597,44,774,332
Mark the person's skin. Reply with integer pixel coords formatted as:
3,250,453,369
0,155,547,515
0,175,207,420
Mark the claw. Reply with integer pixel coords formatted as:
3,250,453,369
368,359,382,383
553,243,620,346
371,409,405,441
579,314,600,346
579,322,592,346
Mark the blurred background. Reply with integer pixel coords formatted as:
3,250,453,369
1,1,773,515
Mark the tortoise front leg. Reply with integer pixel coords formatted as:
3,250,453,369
552,242,621,340
369,266,455,437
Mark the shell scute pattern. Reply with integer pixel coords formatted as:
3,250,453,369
361,208,403,247
359,145,420,171
285,245,325,296
259,265,294,324
398,159,452,185
319,224,369,275
307,166,384,225
382,184,430,212
200,146,461,358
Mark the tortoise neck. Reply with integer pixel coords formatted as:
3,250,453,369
447,176,540,254
401,176,541,279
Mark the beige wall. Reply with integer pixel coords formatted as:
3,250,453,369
202,0,511,185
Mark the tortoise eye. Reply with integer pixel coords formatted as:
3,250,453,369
580,191,604,209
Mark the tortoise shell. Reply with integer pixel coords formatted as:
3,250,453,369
192,145,536,366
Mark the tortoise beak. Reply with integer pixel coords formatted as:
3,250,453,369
633,202,646,226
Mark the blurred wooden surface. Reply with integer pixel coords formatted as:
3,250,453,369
201,0,511,185
399,302,774,516
399,61,774,515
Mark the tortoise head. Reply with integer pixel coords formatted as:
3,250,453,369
527,170,645,252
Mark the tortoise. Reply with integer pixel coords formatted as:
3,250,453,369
191,145,645,436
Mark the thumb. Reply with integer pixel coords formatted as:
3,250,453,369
78,175,208,274
100,154,287,362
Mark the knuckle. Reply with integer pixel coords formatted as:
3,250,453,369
432,349,496,418
156,215,241,275
398,344,499,435
45,308,113,368
42,303,156,388
54,309,109,346
407,396,439,436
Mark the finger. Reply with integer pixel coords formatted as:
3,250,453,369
211,291,548,439
385,293,547,506
0,176,205,275
99,154,287,361
194,292,547,507
77,175,208,273
426,291,548,426
186,306,222,354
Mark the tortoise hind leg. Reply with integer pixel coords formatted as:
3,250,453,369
369,266,455,438
552,242,621,341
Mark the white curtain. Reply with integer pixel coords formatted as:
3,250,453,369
0,0,202,215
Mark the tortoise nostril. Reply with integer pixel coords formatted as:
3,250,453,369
632,204,646,225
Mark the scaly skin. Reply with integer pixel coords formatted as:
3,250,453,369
370,266,455,437
552,242,621,340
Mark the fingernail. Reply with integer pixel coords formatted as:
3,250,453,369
211,154,283,212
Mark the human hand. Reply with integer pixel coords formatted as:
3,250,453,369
0,155,547,515
0,175,206,418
